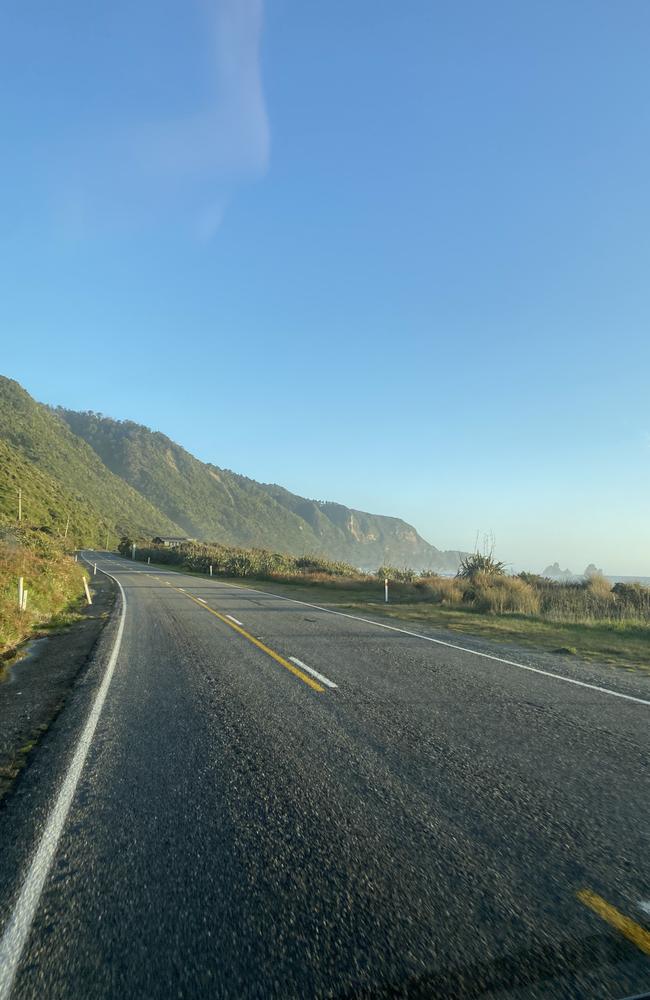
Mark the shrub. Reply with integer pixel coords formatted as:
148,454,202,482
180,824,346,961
0,529,85,655
517,572,548,588
468,573,541,615
612,581,650,614
377,565,417,583
457,552,507,580
414,575,465,606
584,572,612,600
118,536,133,557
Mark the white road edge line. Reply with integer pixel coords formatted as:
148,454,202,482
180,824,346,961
109,554,650,708
0,558,127,1000
289,656,338,689
211,582,650,707
225,614,243,626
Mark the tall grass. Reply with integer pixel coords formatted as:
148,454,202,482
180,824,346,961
467,573,541,615
414,576,466,605
0,523,86,656
518,572,650,623
125,538,650,626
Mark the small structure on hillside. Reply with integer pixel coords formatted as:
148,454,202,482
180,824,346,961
152,536,194,548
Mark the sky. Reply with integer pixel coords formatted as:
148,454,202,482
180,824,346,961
1,0,649,575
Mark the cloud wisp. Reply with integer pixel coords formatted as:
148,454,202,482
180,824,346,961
54,0,270,239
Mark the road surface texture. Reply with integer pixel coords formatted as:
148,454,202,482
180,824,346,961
0,553,648,999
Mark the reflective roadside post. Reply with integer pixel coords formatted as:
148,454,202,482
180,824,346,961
385,577,389,603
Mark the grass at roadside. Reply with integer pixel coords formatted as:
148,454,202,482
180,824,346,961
142,559,650,672
0,524,87,662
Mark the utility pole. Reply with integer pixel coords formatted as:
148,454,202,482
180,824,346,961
18,489,22,522
105,527,110,551
64,513,70,540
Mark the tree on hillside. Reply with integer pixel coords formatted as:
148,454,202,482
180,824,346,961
118,536,133,557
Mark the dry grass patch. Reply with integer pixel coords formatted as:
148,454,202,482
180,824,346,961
0,526,85,658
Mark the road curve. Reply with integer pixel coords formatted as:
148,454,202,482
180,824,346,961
0,553,648,999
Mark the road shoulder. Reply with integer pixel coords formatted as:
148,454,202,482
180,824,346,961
0,572,116,803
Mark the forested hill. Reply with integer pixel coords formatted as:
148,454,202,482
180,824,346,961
57,408,465,571
0,376,465,570
0,377,182,543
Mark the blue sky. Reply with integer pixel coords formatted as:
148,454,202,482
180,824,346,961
1,0,649,574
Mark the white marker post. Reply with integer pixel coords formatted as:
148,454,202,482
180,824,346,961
131,543,136,561
209,565,213,577
147,556,151,564
83,576,93,606
21,589,28,612
93,562,97,576
18,577,24,612
385,577,389,603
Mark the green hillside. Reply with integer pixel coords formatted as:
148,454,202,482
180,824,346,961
57,407,465,570
0,377,182,544
0,376,465,568
0,438,103,543
56,410,329,553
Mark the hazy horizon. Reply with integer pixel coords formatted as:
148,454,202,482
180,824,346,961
1,2,649,575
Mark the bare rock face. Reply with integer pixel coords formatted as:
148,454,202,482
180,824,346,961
542,562,576,581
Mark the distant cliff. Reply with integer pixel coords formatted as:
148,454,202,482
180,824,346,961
57,407,466,572
0,375,465,570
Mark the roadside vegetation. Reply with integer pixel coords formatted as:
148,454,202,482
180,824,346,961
0,521,86,660
121,539,650,670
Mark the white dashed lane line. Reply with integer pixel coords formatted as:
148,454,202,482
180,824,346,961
289,657,338,689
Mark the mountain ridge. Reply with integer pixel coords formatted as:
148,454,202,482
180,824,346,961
57,408,465,571
0,376,465,571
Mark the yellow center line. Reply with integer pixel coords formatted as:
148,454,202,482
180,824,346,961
171,587,325,693
577,889,650,955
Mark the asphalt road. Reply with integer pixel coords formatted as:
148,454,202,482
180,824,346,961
0,553,648,999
